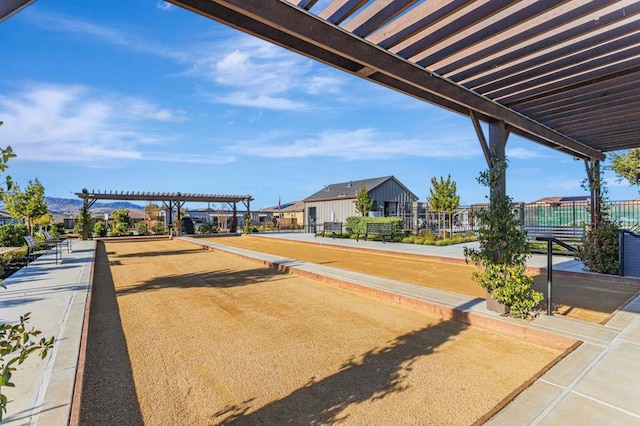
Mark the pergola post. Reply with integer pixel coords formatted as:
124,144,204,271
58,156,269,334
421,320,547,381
82,198,90,240
470,112,509,193
230,202,238,233
584,159,602,227
489,120,509,198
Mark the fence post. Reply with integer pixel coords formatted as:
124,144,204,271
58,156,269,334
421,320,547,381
546,239,553,315
619,230,625,277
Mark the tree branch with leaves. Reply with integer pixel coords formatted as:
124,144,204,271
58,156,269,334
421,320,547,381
0,138,53,420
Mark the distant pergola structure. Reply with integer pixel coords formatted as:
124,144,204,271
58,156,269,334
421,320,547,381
75,189,253,239
168,0,640,224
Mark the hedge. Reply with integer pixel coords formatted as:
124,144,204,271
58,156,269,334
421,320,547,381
345,216,404,236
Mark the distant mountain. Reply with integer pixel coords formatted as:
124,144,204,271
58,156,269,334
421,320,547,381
44,197,145,215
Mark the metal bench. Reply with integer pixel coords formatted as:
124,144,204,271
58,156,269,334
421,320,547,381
318,222,342,238
521,225,585,243
24,235,61,266
357,222,394,243
522,225,585,254
44,230,72,253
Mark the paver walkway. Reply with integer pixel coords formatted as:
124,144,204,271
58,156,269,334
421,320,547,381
0,240,94,425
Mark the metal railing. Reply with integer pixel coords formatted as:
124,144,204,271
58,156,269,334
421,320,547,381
536,237,578,316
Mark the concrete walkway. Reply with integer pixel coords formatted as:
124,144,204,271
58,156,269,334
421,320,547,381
0,240,94,425
2,233,639,424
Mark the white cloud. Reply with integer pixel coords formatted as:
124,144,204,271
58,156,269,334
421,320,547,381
188,36,347,110
214,92,308,110
0,83,232,165
234,128,479,160
123,99,188,122
156,1,173,11
506,146,547,159
305,75,345,95
24,12,363,112
27,11,189,62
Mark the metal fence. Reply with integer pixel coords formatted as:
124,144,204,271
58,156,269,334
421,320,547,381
405,199,640,233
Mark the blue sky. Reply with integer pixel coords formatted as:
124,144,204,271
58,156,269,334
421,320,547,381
1,0,638,210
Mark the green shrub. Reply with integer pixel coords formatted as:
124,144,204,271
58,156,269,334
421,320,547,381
464,160,542,319
243,215,253,234
108,221,130,237
73,210,93,239
345,216,403,237
577,220,619,274
50,223,64,239
198,222,218,234
93,221,107,237
136,221,150,236
151,222,167,235
0,224,28,247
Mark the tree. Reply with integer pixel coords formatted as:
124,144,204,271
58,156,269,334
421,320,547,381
144,203,160,228
427,175,460,236
610,148,640,187
73,209,93,239
578,165,619,274
354,185,373,217
3,178,48,236
108,206,131,237
464,160,542,318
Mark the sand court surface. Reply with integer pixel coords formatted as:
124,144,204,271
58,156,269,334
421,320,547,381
81,239,563,425
204,235,640,324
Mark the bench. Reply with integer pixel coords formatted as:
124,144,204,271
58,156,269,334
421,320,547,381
318,222,342,238
357,222,394,243
44,231,72,253
24,235,61,266
522,225,585,253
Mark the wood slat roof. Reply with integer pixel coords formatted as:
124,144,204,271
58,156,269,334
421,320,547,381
75,189,253,203
169,0,640,161
0,0,36,22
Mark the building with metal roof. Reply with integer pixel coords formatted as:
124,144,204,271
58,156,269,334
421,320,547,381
304,176,419,231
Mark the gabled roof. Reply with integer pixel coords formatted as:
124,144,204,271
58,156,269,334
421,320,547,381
260,200,305,213
304,176,418,202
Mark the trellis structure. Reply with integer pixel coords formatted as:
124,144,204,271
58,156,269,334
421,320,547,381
75,189,253,239
169,0,640,223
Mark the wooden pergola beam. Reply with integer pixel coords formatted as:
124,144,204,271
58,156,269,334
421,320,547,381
169,0,604,161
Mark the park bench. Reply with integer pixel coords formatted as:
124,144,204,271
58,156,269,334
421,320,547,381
24,235,61,266
44,230,72,253
357,222,394,243
522,225,585,254
318,222,343,238
522,225,585,243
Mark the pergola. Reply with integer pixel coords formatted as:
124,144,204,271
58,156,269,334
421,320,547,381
168,0,640,220
75,189,253,238
0,0,36,22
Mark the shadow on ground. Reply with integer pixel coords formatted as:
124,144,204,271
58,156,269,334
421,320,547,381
79,241,144,424
115,266,289,296
215,315,470,425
